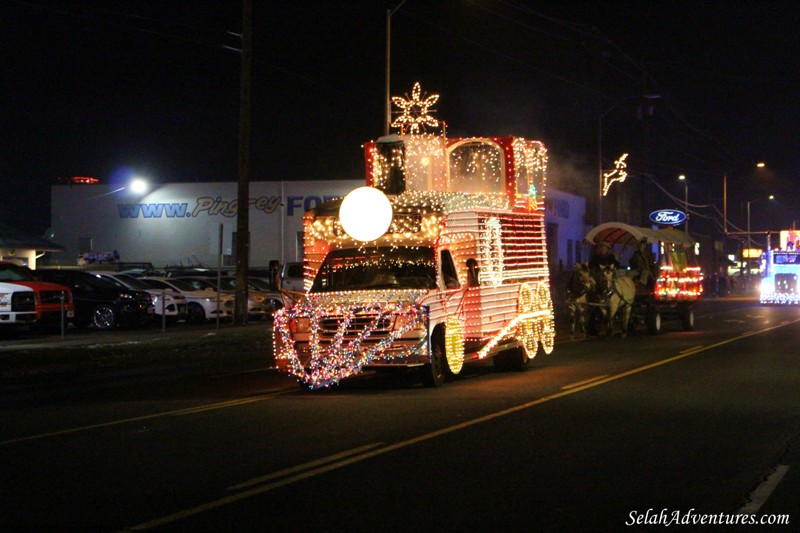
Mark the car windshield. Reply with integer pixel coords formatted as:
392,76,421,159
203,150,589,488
0,263,36,281
179,277,236,291
248,278,275,291
144,278,195,292
114,274,154,290
310,246,437,293
85,273,123,290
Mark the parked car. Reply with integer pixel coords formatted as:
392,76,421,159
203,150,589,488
90,271,188,323
280,262,305,293
140,277,232,324
0,262,75,327
0,281,37,326
175,276,269,319
246,277,285,312
36,269,153,329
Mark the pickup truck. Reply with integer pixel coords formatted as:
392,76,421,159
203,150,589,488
0,281,36,325
0,262,74,326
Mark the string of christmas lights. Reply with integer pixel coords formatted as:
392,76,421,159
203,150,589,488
273,83,556,388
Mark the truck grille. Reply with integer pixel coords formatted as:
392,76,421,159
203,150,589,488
776,273,798,293
318,314,393,343
12,292,36,312
39,290,68,304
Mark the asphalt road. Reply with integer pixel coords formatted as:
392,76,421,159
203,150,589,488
1,298,798,531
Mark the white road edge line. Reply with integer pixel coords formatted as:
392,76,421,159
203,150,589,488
738,464,790,514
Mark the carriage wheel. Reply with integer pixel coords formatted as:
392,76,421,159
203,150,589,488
646,307,662,334
516,283,539,359
537,283,556,354
678,304,695,331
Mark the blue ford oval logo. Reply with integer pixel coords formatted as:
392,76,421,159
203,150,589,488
649,209,686,225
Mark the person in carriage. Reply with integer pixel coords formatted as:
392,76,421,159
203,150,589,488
588,241,619,273
628,237,658,291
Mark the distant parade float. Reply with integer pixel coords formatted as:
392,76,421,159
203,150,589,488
273,83,556,389
759,229,800,305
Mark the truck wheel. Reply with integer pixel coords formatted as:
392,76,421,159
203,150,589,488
646,308,662,335
505,347,530,372
679,305,695,331
91,305,118,330
187,303,206,324
421,329,447,387
492,352,509,371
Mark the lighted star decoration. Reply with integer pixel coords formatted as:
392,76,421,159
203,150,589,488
391,82,440,134
602,152,629,196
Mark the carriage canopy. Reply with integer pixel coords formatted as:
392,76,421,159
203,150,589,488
584,222,696,248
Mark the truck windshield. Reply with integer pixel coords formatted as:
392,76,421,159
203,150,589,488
311,247,437,293
774,253,800,264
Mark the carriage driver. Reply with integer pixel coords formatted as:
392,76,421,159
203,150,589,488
588,241,620,273
629,237,658,287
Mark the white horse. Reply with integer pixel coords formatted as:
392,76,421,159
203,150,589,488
597,265,636,337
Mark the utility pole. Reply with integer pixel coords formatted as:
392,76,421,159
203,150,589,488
235,0,252,325
385,1,407,136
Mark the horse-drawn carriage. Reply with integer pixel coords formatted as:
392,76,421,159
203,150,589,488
567,222,704,337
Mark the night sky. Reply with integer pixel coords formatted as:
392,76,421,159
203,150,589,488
3,0,799,239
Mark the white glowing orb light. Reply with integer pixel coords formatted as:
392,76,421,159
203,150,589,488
339,186,393,242
129,178,148,194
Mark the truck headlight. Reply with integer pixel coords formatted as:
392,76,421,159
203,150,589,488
290,317,310,334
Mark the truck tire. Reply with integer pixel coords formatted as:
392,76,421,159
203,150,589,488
504,346,530,372
421,329,447,387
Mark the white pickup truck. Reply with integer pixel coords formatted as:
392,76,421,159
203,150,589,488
0,281,37,325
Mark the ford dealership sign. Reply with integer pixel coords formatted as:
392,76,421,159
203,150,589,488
649,209,686,225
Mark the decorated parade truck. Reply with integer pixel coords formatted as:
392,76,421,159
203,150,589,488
273,84,556,389
760,229,800,305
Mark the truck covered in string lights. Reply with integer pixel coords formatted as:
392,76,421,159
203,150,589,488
273,130,556,389
760,230,800,305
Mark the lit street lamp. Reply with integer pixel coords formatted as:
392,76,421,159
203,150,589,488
597,94,661,224
723,162,766,234
746,194,775,278
678,174,688,233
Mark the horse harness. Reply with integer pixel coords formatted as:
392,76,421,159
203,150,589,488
603,273,634,307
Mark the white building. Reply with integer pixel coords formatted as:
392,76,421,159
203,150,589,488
49,181,586,270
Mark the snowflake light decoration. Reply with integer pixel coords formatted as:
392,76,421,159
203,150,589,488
391,82,439,134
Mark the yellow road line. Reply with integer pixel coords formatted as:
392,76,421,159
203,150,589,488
227,442,384,491
561,375,609,390
125,316,800,530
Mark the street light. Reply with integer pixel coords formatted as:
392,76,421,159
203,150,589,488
678,174,688,233
129,177,148,194
597,94,661,224
385,0,408,136
746,194,775,278
723,162,766,234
